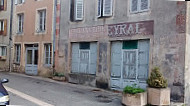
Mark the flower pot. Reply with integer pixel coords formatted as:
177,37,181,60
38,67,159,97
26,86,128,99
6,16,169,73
52,76,65,81
122,92,147,106
148,87,170,105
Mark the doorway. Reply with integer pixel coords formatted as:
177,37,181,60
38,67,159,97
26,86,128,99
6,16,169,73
25,45,38,75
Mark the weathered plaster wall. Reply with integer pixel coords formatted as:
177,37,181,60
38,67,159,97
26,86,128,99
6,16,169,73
0,0,12,70
185,2,190,105
58,0,186,102
13,0,54,75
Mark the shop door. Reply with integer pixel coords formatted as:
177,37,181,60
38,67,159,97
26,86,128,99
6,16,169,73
79,50,90,73
111,40,149,90
71,42,97,74
25,47,38,75
122,50,138,87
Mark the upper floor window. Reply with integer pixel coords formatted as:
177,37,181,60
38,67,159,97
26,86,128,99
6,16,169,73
70,0,84,21
0,20,7,36
17,13,24,34
130,0,149,13
37,9,46,32
15,0,25,5
97,0,113,18
0,0,6,11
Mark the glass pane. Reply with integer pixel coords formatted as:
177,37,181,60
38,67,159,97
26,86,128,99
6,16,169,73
34,50,38,65
79,42,90,49
141,0,148,10
123,40,138,49
123,51,137,79
27,50,32,64
132,0,138,12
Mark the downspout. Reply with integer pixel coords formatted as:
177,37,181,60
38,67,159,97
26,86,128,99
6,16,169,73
9,0,13,72
52,0,57,74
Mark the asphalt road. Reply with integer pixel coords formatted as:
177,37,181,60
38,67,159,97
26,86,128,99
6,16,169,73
0,72,121,106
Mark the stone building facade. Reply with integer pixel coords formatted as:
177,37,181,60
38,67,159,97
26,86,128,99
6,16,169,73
12,0,56,76
0,0,12,70
55,0,190,104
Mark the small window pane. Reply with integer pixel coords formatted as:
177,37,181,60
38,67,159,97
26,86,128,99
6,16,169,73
79,42,90,49
123,41,138,49
140,0,148,11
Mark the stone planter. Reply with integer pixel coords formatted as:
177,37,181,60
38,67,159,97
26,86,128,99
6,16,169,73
122,92,147,106
52,76,65,81
148,87,170,105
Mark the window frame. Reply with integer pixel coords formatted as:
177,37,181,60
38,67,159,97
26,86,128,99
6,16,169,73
15,0,25,5
44,44,52,66
0,0,4,10
0,19,6,36
17,13,24,34
15,44,21,64
37,9,46,33
97,0,113,18
0,46,6,56
130,0,150,14
74,0,84,21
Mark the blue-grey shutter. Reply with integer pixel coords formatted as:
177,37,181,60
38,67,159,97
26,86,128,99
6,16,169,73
130,0,138,13
103,0,113,16
140,0,149,11
71,43,79,73
75,0,84,20
89,43,97,74
138,40,149,81
111,42,122,78
97,0,102,17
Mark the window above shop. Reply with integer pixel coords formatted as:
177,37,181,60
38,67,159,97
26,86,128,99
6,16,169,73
130,0,149,13
97,0,113,18
17,13,24,34
0,19,7,36
70,0,84,21
36,9,46,33
0,0,6,11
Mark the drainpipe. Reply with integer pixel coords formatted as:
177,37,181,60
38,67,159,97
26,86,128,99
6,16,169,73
9,0,13,72
52,0,57,74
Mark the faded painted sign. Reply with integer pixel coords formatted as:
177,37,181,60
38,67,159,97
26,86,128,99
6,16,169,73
69,25,107,41
108,20,154,37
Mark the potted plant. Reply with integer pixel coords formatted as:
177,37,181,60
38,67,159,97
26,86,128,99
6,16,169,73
147,67,170,105
122,84,147,106
52,72,65,81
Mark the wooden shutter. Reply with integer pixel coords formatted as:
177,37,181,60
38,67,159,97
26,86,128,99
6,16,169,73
75,0,83,21
138,40,149,81
89,43,97,74
140,0,149,11
111,41,122,78
71,43,79,73
97,0,102,17
15,0,17,5
3,19,7,36
130,0,138,13
3,0,6,11
103,0,113,16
